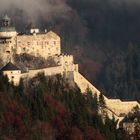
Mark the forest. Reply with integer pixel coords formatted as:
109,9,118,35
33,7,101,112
60,0,140,100
0,73,130,140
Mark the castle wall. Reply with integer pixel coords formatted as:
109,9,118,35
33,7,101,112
73,71,101,96
0,31,61,64
0,43,11,63
20,66,63,80
28,66,63,78
16,31,61,59
106,99,140,116
60,55,78,72
0,37,17,64
73,71,140,122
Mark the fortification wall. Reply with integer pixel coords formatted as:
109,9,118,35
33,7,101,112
21,66,63,79
0,43,11,64
0,37,17,64
73,71,140,119
60,55,78,72
73,71,101,96
106,99,140,116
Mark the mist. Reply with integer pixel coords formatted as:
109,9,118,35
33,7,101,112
0,0,71,24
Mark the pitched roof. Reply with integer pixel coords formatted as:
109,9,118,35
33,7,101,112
0,62,20,71
2,14,11,21
46,31,60,39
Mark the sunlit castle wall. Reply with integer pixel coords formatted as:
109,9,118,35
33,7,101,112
16,31,61,59
3,70,21,85
0,37,17,64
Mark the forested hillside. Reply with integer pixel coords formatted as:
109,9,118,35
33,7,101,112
0,73,129,140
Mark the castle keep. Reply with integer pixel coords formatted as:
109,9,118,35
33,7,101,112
0,15,139,125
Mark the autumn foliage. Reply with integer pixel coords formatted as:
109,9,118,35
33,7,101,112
0,73,121,140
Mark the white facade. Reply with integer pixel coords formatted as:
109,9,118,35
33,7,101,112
3,70,21,85
0,31,17,38
30,28,40,34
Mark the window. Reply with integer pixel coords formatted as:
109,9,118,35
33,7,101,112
6,51,10,54
27,42,30,46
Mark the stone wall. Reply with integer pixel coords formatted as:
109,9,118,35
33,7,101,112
106,99,140,116
0,37,17,64
27,66,63,78
0,31,61,64
73,71,140,122
73,71,101,96
16,31,61,59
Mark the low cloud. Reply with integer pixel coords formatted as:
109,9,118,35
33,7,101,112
0,0,71,24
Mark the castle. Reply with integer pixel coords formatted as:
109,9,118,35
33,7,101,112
0,15,139,126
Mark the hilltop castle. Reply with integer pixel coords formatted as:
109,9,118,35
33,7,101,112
0,15,139,126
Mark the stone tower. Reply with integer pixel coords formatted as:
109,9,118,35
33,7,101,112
0,15,17,39
0,15,17,64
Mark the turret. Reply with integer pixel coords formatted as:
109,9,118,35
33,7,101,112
1,15,11,27
0,15,17,38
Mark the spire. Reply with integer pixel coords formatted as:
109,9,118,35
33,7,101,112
1,14,11,27
0,14,17,38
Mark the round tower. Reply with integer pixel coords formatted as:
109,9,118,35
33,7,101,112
0,15,17,38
